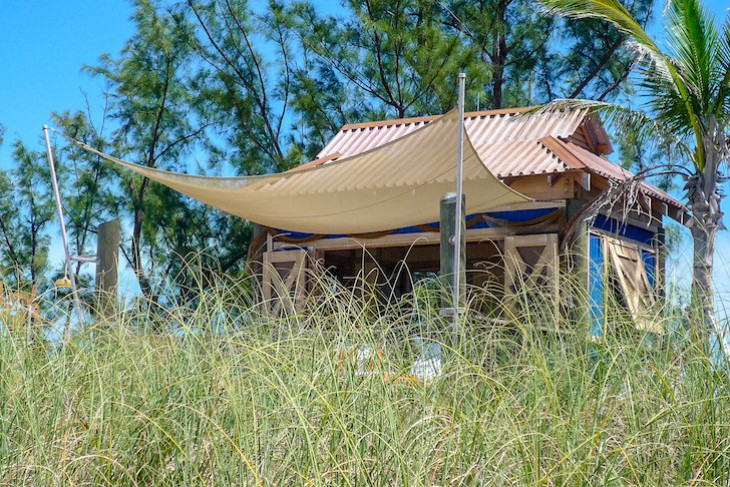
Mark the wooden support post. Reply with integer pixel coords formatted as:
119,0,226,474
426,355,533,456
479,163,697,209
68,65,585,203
566,200,591,333
656,226,666,301
440,193,465,313
95,218,121,314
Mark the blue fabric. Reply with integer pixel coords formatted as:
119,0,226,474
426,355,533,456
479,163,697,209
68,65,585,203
276,207,559,240
487,207,559,222
591,215,654,245
642,250,656,289
589,234,605,338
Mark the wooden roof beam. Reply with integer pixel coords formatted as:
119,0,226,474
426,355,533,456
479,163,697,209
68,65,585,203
547,170,590,192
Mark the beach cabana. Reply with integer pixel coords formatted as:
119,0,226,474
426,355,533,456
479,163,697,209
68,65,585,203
249,108,684,334
69,107,685,334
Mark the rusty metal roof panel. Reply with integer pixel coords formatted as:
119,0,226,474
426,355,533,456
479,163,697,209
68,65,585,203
557,139,682,207
317,110,587,179
469,140,568,178
318,109,588,168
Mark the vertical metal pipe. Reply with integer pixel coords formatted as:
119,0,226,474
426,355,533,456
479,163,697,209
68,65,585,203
453,73,466,329
43,126,84,331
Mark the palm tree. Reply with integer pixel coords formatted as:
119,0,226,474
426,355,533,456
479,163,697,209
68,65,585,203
540,0,729,335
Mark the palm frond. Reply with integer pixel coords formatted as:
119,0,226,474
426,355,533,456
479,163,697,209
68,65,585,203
637,58,698,141
540,0,658,52
625,40,674,85
664,0,720,112
621,40,701,143
714,18,730,122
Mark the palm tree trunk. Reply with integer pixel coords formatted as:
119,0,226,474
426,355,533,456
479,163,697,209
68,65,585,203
688,158,723,343
691,220,718,335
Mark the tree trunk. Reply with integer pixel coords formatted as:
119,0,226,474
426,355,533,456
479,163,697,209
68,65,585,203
687,156,724,347
131,205,154,299
690,219,718,336
492,30,506,108
490,0,508,109
492,64,504,109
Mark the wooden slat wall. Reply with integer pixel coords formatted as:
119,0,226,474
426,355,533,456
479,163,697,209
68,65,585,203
603,236,660,334
262,249,311,314
504,233,560,331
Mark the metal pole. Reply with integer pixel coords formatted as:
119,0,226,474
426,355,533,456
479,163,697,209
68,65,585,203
43,126,84,330
453,73,466,329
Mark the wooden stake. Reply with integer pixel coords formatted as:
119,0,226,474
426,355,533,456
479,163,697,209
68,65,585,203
95,218,121,314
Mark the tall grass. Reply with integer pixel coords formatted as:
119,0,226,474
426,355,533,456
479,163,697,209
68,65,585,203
0,268,728,486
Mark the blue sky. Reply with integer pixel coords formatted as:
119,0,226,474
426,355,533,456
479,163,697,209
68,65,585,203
0,1,729,298
0,2,134,158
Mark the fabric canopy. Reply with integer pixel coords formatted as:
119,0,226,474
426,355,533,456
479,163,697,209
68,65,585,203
69,109,530,234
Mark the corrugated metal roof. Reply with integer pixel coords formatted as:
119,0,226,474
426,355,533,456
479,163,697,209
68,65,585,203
473,139,567,178
547,138,681,207
287,152,341,173
318,108,590,161
311,107,682,210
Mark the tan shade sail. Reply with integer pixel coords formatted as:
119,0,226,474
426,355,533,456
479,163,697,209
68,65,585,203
70,110,530,234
